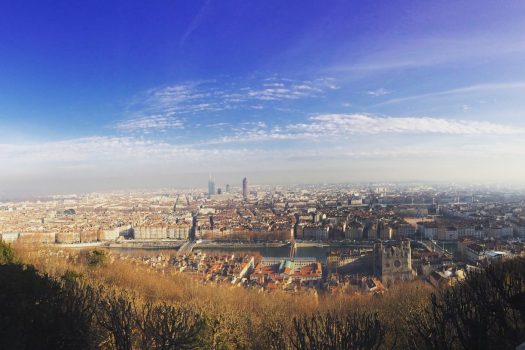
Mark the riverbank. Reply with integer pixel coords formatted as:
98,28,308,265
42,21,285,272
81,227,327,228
108,239,186,249
103,240,375,250
55,242,107,248
295,241,374,248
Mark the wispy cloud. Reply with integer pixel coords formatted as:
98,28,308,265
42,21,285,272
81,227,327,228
132,83,221,115
292,114,523,135
0,137,247,164
224,78,338,103
330,32,525,74
119,77,338,131
4,131,522,168
367,88,390,97
180,0,212,46
207,114,524,144
114,115,184,132
118,82,223,132
377,81,525,106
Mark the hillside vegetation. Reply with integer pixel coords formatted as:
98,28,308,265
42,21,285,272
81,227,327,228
0,242,523,350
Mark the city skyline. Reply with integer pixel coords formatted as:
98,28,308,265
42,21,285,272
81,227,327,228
2,1,525,196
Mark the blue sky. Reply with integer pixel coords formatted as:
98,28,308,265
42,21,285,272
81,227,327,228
1,1,525,195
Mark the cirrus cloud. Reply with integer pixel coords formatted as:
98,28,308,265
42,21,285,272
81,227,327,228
114,115,185,132
207,114,524,144
293,114,523,135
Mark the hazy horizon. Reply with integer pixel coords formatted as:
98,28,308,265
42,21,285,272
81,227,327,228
2,1,525,196
3,174,525,200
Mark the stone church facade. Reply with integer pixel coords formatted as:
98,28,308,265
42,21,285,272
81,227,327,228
374,239,414,286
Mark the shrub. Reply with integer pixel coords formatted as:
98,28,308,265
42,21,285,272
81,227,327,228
87,249,109,267
0,241,17,265
62,269,84,285
0,264,95,349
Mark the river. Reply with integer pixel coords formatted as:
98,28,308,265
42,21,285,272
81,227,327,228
108,245,365,263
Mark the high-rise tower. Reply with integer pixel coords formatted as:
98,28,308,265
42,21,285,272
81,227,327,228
208,178,216,197
242,177,248,199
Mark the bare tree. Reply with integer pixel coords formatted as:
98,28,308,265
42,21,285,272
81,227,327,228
95,287,138,350
406,258,525,350
57,280,99,349
136,301,205,350
290,311,386,350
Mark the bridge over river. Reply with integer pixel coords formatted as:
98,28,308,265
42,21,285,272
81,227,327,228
421,239,454,258
177,241,197,256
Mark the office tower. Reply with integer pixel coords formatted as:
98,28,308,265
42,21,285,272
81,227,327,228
242,177,248,198
225,184,230,193
208,179,216,196
217,188,222,195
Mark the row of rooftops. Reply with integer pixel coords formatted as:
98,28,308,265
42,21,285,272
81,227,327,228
251,258,323,286
2,186,525,245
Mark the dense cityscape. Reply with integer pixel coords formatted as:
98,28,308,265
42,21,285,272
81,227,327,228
2,180,524,295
